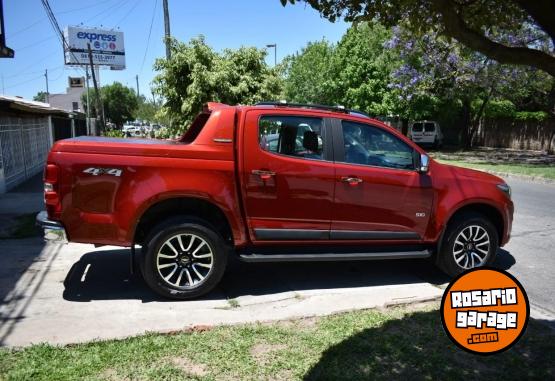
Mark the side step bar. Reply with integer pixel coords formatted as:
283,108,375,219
238,250,432,263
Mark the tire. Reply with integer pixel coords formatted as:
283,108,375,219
142,216,228,300
438,212,498,277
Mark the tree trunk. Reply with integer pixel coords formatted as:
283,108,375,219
460,100,472,149
401,118,409,136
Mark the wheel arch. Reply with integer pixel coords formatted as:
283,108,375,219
133,196,234,246
436,201,505,261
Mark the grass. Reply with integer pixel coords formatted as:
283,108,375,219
436,159,555,180
0,304,553,380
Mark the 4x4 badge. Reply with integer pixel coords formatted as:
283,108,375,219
83,167,123,177
416,212,426,217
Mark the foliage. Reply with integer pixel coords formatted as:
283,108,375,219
102,129,125,138
33,91,47,103
135,95,159,123
284,22,396,116
280,0,555,76
81,82,138,127
481,100,517,118
153,36,283,135
385,25,551,146
282,40,335,104
515,111,550,122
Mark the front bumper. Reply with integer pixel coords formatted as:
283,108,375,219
36,211,67,243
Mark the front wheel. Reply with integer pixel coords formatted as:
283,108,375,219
438,212,498,277
142,218,228,300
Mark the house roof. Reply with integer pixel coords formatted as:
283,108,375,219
0,94,70,116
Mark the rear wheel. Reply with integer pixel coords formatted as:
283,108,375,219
142,217,228,300
438,212,498,277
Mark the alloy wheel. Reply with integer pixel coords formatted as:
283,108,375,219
453,225,490,269
156,233,214,289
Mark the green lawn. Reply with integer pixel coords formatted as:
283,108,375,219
436,159,555,180
0,304,553,380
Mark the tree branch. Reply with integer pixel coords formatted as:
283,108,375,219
432,0,555,77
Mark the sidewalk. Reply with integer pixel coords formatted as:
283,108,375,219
0,238,445,347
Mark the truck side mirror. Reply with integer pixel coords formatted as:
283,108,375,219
418,154,430,173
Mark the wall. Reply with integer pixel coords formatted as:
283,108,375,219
48,87,85,113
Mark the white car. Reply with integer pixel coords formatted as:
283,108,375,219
408,120,443,148
122,124,143,137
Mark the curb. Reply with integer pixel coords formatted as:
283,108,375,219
479,170,555,185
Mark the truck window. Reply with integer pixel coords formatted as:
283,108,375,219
342,121,414,170
259,116,324,160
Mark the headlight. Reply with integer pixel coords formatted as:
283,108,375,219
497,183,511,198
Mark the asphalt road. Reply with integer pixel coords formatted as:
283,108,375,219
500,178,555,317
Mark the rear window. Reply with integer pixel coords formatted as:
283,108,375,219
412,123,423,132
424,123,435,132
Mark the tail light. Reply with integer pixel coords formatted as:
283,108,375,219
44,164,62,220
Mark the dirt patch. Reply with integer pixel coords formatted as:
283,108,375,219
431,147,555,166
250,343,287,363
169,356,209,377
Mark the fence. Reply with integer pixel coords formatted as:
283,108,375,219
475,118,555,153
0,115,52,192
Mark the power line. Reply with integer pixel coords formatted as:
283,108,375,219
3,74,44,91
140,0,159,74
113,0,143,28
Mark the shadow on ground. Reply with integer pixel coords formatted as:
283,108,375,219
303,309,554,381
62,248,516,303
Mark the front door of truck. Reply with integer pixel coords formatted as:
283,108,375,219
241,110,335,242
331,119,434,241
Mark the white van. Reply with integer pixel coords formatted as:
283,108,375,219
409,121,443,148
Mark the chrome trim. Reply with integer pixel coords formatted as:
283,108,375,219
213,138,233,143
36,211,68,243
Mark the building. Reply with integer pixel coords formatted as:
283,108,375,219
0,95,87,193
48,76,86,113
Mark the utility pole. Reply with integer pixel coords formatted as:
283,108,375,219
135,74,139,97
44,69,49,103
87,43,104,135
162,0,171,60
85,64,90,134
266,44,277,66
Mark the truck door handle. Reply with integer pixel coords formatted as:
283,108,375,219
341,176,363,186
252,169,276,180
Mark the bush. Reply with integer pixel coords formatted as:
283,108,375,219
514,111,550,122
484,100,516,118
103,129,125,138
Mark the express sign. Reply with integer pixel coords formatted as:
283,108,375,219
64,26,125,70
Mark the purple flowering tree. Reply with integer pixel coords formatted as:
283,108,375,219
386,25,552,147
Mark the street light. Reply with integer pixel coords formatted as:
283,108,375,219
266,44,277,67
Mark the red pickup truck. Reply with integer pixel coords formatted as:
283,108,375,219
37,102,513,299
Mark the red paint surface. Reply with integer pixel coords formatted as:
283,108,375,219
44,104,513,249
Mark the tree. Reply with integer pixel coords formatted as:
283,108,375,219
33,91,47,103
280,0,555,76
283,23,397,116
282,40,335,104
387,26,553,147
153,36,283,134
81,82,138,127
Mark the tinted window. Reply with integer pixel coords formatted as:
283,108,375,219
424,123,435,132
259,116,324,160
412,123,423,132
342,121,414,170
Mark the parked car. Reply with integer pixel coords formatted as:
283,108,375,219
122,123,143,137
409,120,443,148
37,102,513,300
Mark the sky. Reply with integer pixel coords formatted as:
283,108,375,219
0,0,349,100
